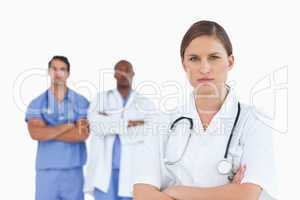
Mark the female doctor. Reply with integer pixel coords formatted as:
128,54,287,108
133,20,277,200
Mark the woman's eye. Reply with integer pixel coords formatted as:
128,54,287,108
189,57,198,61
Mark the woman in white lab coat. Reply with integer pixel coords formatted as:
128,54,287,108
133,20,277,200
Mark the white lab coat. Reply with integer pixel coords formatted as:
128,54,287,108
84,89,156,197
133,89,278,199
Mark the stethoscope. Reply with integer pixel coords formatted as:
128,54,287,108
100,90,132,117
42,90,74,121
164,102,241,181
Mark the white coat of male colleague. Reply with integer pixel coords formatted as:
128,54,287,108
84,60,156,200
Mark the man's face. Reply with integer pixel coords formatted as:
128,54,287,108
114,63,134,88
48,59,69,86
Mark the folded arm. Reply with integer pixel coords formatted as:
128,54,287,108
163,183,262,200
88,111,146,136
133,184,175,200
27,118,89,142
161,165,259,200
54,119,89,142
133,165,250,200
88,110,128,135
134,183,260,200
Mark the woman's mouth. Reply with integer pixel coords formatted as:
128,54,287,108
197,78,214,84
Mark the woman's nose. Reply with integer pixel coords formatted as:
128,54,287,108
199,60,211,74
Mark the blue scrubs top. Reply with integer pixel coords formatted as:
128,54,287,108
25,88,89,170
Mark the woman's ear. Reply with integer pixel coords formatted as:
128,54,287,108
227,55,234,71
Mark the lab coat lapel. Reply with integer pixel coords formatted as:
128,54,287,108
209,88,239,135
111,89,123,110
189,88,239,135
112,89,136,109
124,90,136,109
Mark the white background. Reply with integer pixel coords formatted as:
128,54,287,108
0,0,298,199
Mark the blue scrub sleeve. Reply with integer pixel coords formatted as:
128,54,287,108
74,98,90,121
25,100,43,122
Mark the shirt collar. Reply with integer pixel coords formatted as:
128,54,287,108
179,87,239,134
112,88,136,108
47,88,74,105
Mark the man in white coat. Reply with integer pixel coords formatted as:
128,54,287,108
84,60,156,200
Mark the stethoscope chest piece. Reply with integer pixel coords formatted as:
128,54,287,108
217,159,232,175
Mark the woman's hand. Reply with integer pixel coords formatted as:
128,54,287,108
231,165,247,184
162,186,179,198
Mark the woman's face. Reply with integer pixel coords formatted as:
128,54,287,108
182,36,234,95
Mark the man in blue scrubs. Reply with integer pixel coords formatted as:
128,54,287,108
25,56,90,200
